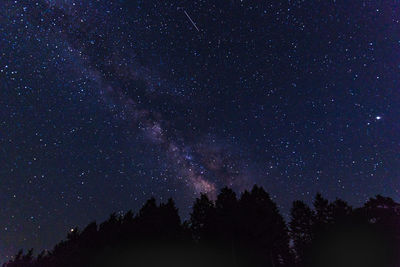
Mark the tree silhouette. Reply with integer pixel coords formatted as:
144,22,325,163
2,186,399,267
329,198,352,223
215,187,238,242
313,193,331,224
5,249,34,267
361,195,400,265
190,193,216,241
312,192,332,238
289,200,314,266
238,186,292,267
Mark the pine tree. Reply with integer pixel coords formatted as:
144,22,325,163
289,200,314,266
190,193,216,241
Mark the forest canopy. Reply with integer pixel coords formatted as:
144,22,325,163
4,186,399,267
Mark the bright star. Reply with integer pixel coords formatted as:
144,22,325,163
376,116,382,120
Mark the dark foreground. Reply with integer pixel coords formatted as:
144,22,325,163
4,186,399,267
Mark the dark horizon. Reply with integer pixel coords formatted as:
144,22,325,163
3,185,400,267
1,186,395,264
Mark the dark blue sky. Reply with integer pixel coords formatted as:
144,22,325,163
1,0,399,261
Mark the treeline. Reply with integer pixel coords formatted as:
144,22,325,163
4,186,399,267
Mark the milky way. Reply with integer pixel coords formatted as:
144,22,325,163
1,0,399,261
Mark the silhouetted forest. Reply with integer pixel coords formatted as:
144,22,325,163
3,186,399,267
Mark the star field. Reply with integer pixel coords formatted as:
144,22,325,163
0,0,399,261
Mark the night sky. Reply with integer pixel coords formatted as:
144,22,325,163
1,0,399,261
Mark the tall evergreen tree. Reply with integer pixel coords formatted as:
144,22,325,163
312,193,331,237
289,200,314,266
190,193,216,241
313,193,330,224
329,198,352,223
238,186,292,267
215,187,239,265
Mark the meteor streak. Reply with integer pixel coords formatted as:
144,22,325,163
178,7,200,32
